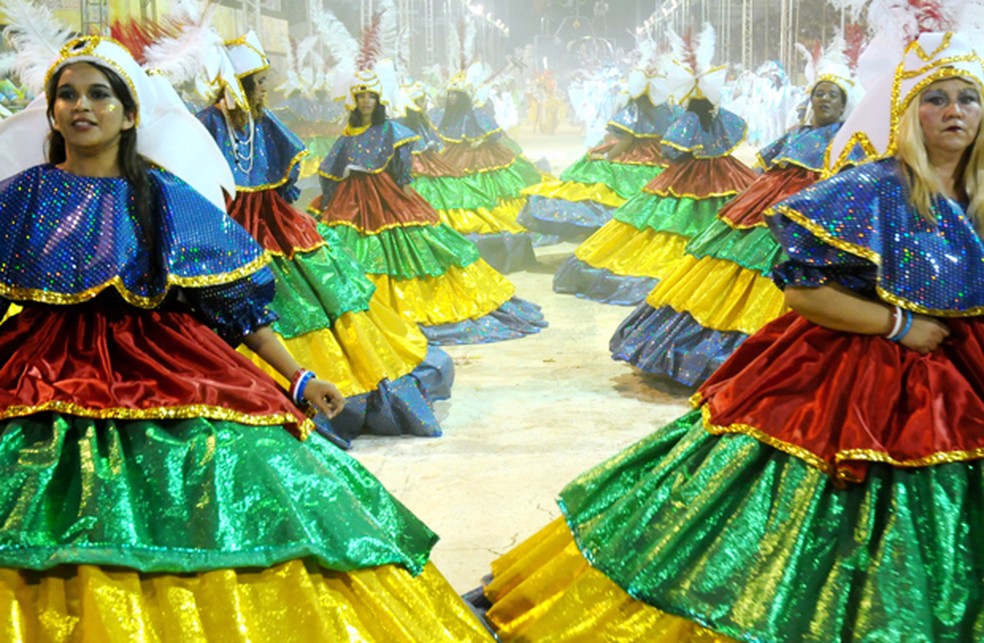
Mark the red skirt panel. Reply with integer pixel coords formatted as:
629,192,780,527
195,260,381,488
438,141,517,174
698,312,984,483
0,303,308,437
717,166,821,228
411,150,460,178
644,156,756,199
611,139,668,166
319,172,440,233
229,190,326,258
588,138,667,166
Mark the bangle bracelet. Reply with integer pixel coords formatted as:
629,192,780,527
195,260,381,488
290,369,316,405
886,305,903,339
890,309,913,343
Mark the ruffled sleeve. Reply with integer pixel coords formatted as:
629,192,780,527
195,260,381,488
181,266,279,345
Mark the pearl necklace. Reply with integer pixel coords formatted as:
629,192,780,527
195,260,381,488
223,108,255,174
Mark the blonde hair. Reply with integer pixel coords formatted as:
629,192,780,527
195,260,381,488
896,81,984,233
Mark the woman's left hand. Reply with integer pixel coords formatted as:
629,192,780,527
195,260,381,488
303,378,346,418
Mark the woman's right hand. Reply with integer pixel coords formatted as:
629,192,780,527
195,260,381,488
899,315,950,354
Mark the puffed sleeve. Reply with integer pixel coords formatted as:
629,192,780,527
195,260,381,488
181,266,279,345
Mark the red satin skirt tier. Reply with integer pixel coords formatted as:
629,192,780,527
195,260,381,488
698,312,984,483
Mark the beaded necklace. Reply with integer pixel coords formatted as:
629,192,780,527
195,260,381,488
222,107,255,174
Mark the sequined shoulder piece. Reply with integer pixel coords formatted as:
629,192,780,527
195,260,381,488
0,165,268,308
767,158,984,315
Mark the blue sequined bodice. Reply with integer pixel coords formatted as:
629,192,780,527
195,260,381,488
661,108,747,160
756,122,843,172
431,102,502,143
607,101,682,139
768,158,984,315
0,165,269,308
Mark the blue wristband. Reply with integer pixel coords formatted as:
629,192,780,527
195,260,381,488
292,370,316,405
890,309,913,342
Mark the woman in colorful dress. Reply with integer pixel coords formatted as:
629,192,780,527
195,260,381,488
410,77,544,273
196,32,450,445
517,73,680,241
482,31,984,641
553,26,757,306
316,70,546,345
610,69,855,386
0,32,490,641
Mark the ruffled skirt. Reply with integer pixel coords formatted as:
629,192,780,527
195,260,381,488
0,303,489,640
318,172,546,344
485,313,984,641
228,190,450,439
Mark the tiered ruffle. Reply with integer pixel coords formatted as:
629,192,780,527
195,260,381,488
229,191,448,439
610,166,813,385
318,172,546,344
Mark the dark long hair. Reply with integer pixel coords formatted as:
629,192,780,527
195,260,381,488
686,97,716,130
348,92,387,127
440,90,472,131
46,62,157,257
224,72,266,130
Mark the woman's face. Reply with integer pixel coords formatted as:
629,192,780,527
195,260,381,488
918,77,982,161
51,62,134,155
810,81,845,127
356,92,378,117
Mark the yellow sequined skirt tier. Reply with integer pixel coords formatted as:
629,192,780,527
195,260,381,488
0,560,492,642
238,298,428,397
485,518,735,642
574,221,690,280
644,255,789,335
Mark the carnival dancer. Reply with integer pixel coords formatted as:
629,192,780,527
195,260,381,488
413,70,544,273
482,29,984,642
554,25,757,305
517,29,680,241
314,69,546,344
610,36,859,386
192,31,452,444
0,13,490,641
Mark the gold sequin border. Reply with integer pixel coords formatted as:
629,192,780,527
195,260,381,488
0,254,271,309
606,122,665,139
1,401,311,440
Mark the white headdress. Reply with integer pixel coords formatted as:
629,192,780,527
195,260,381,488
313,0,399,111
825,31,984,174
625,16,670,106
795,28,864,125
663,24,727,106
0,6,235,210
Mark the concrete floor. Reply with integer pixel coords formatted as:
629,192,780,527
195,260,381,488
345,124,760,593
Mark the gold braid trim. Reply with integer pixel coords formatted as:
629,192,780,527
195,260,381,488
0,254,271,309
702,401,984,484
701,404,835,477
321,219,439,235
1,401,311,440
235,150,308,192
645,186,740,199
606,122,665,139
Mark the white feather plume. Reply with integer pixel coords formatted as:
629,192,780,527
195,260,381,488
0,0,74,93
143,5,221,84
695,23,716,73
376,0,399,60
0,52,16,79
311,5,358,68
